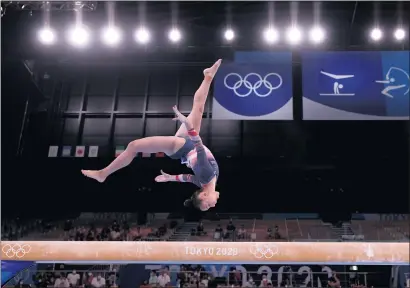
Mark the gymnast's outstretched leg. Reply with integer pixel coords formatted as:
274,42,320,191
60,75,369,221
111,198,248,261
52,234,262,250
81,136,185,183
175,59,222,137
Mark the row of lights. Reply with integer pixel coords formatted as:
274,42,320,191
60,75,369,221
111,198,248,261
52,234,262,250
38,25,407,47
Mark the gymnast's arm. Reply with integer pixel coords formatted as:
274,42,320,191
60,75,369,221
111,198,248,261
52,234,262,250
155,170,202,187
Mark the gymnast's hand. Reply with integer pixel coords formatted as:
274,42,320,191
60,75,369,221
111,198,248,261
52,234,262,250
172,105,193,131
155,170,172,182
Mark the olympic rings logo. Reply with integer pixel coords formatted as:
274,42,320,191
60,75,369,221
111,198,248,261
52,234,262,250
2,244,31,258
249,243,279,259
224,73,283,97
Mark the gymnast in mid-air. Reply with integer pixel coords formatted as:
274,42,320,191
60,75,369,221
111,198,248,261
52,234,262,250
82,59,222,211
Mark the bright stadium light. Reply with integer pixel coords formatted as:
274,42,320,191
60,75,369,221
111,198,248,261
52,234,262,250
134,27,150,44
102,26,122,46
394,28,405,41
224,29,235,41
309,26,325,44
263,27,279,44
38,27,56,45
67,25,90,47
286,26,302,45
370,28,382,41
168,28,181,43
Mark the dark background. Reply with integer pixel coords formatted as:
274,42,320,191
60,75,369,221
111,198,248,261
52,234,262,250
2,1,409,217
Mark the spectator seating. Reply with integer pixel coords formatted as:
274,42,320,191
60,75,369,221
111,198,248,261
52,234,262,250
3,213,409,242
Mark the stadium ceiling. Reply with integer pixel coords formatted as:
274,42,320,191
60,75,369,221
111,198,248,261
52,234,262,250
1,1,408,59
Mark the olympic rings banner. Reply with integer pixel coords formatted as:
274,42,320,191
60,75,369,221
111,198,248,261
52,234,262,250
302,51,410,120
212,52,293,120
1,241,409,264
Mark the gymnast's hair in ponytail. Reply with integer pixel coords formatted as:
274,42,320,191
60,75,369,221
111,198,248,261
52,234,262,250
183,189,203,209
183,199,193,207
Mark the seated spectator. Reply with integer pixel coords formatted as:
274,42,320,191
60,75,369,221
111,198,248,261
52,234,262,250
140,281,150,288
33,272,47,288
14,280,29,288
54,276,69,288
85,273,94,288
107,271,117,288
101,226,110,240
67,270,80,287
91,275,106,288
259,275,272,287
273,225,281,239
125,230,134,241
63,220,72,237
86,229,96,241
112,221,120,232
170,221,178,229
163,266,170,275
237,225,246,239
177,266,189,287
158,224,167,236
189,271,200,286
244,275,255,288
68,228,76,241
149,271,158,285
110,229,120,240
197,222,206,236
226,220,235,232
328,272,340,288
122,221,130,232
157,270,170,287
214,224,223,240
200,273,211,287
75,227,85,241
229,269,241,286
226,220,236,239
267,227,273,239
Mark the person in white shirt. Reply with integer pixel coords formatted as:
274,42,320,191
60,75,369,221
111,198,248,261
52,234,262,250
237,225,246,239
91,275,106,288
259,275,272,287
244,278,255,288
67,270,80,286
54,277,69,288
200,276,211,287
157,271,170,287
148,271,158,285
110,230,120,240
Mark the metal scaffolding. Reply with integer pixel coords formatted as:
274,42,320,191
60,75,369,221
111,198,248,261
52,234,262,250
1,1,97,16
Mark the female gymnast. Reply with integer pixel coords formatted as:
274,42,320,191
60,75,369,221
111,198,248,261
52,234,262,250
82,59,222,211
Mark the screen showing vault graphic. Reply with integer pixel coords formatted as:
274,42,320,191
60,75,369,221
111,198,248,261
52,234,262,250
301,51,409,120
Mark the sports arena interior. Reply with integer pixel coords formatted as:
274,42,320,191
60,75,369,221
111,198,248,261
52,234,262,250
1,1,409,288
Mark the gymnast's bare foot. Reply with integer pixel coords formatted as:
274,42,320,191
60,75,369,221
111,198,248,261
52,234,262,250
203,59,222,78
81,170,106,183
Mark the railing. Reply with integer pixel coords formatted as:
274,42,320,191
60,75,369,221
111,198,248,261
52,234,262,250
139,286,368,288
221,271,368,287
296,218,303,237
6,268,383,288
32,271,369,287
143,271,369,288
284,219,289,241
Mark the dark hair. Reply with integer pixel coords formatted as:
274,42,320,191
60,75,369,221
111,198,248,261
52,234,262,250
184,190,203,209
